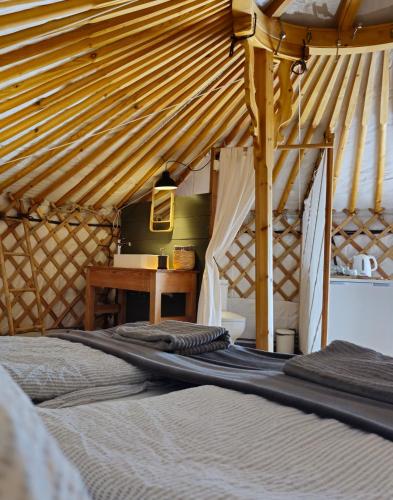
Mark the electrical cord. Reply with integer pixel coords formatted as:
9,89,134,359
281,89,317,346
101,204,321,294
161,157,210,172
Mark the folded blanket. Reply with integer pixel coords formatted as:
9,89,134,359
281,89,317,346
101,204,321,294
114,320,230,355
284,340,393,405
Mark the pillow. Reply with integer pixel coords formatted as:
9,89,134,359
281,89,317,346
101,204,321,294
0,365,91,500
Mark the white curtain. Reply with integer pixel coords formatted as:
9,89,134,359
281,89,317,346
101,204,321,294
197,147,254,326
299,155,326,353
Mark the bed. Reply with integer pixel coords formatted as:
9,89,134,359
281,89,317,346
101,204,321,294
0,321,228,407
39,385,393,500
0,332,179,406
1,324,393,499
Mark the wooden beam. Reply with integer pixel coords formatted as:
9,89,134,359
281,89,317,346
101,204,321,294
277,142,334,150
139,107,249,205
247,43,274,351
116,97,246,208
233,3,393,58
0,0,129,31
7,21,235,198
349,53,375,213
275,54,344,214
264,0,293,18
0,13,224,131
272,55,326,182
94,78,245,207
0,8,229,156
375,50,389,213
321,133,335,348
332,54,365,194
0,3,226,105
1,16,229,167
336,0,362,31
209,149,219,237
0,4,132,52
232,0,255,37
328,55,355,133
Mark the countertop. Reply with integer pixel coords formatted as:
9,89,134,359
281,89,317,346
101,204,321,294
330,275,393,285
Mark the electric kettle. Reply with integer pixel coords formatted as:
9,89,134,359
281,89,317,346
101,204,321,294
352,254,378,277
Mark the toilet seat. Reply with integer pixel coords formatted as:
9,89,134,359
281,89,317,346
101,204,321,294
221,310,246,343
222,310,245,322
219,280,246,342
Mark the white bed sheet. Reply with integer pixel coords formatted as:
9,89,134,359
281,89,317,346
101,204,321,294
40,385,393,500
0,336,149,402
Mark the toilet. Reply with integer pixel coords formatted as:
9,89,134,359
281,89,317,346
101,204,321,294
219,279,246,343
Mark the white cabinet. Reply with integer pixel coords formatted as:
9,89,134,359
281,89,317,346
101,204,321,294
329,278,393,356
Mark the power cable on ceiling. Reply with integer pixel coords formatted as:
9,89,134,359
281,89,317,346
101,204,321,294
1,77,243,168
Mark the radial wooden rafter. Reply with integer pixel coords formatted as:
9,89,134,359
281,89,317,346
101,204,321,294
263,0,294,18
336,0,362,31
0,0,241,208
0,0,391,215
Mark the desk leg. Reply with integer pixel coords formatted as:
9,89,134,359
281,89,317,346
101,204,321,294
149,275,161,324
84,284,96,331
117,290,127,325
185,291,197,322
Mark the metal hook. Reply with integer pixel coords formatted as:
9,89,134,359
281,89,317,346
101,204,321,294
229,13,257,56
335,38,341,62
274,30,287,56
352,22,363,39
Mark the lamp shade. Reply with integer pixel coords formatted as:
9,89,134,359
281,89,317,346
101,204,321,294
154,170,177,190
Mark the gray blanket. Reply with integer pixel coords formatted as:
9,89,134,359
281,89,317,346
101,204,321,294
51,329,393,441
114,320,230,355
284,341,393,405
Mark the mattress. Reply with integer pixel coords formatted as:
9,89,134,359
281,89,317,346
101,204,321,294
40,385,393,500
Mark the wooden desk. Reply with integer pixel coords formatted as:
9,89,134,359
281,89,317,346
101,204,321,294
84,266,198,330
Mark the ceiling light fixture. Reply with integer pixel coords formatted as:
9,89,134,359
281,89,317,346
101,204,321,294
154,170,177,191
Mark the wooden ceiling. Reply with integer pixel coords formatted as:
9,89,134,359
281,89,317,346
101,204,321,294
0,0,392,212
0,0,246,208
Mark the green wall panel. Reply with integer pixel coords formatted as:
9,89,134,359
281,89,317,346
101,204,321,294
121,194,211,285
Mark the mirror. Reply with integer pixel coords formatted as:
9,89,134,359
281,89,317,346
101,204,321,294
149,189,175,232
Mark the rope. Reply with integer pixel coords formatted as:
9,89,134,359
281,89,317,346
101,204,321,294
1,77,243,167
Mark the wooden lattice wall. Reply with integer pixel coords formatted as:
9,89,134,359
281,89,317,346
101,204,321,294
332,210,393,279
219,209,393,304
1,202,392,335
218,212,302,302
0,204,118,335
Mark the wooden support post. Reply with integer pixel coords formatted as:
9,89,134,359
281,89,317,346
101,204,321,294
253,47,274,351
209,147,219,237
117,289,127,325
149,273,161,324
84,269,96,331
321,134,334,348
